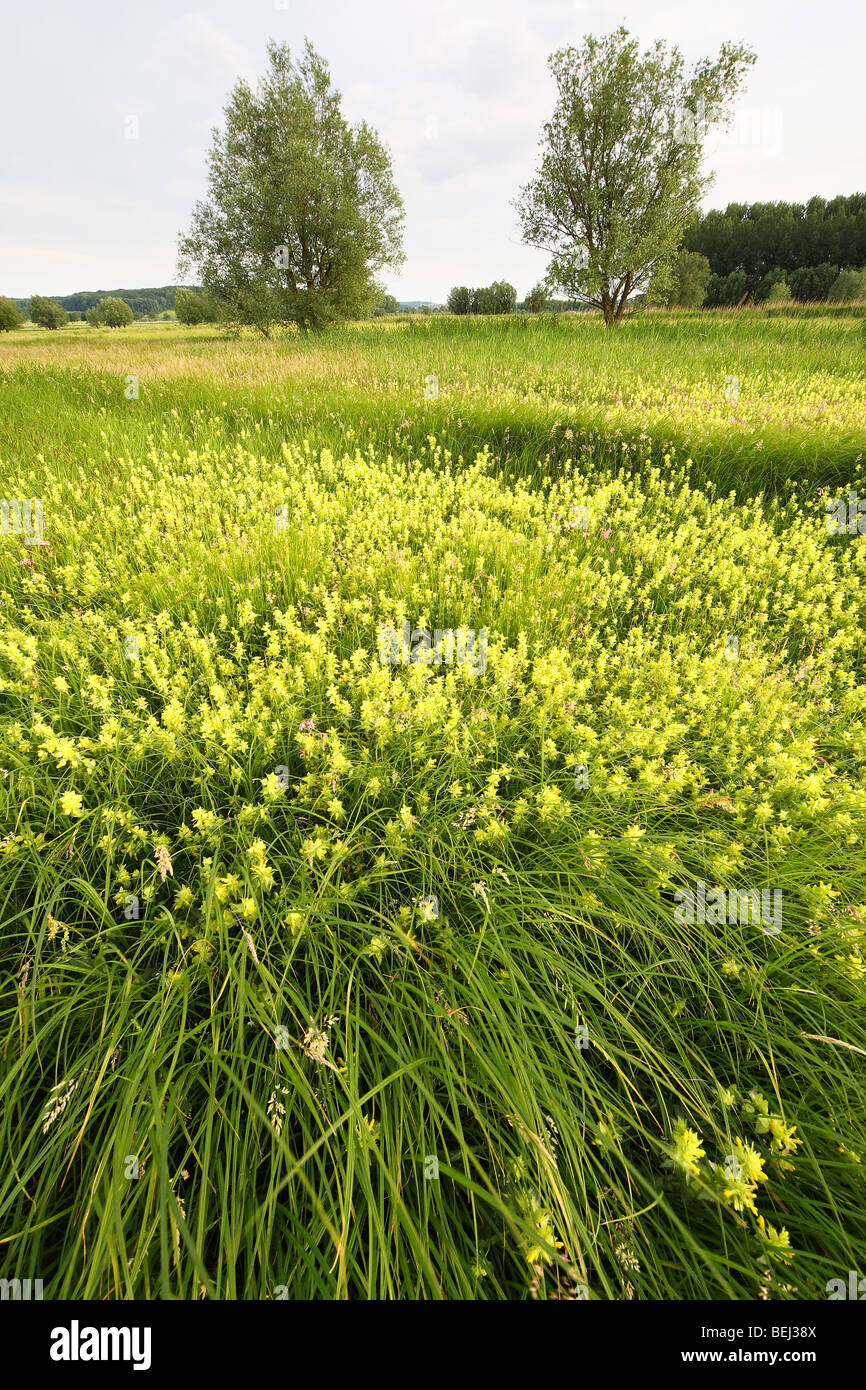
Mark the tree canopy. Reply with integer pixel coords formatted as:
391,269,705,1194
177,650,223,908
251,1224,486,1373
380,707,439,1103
828,267,866,302
372,292,400,317
86,297,134,327
178,39,405,333
28,295,68,330
648,249,712,308
175,288,224,325
0,297,22,331
682,196,866,303
515,28,756,324
446,281,517,315
524,283,549,313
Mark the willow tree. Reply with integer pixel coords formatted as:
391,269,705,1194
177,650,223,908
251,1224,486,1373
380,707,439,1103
178,40,404,333
515,29,756,325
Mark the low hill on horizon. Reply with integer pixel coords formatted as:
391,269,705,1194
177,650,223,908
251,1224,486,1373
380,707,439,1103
11,286,181,318
10,288,440,319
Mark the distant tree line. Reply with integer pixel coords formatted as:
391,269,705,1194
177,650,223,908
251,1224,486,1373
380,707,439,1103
6,201,866,330
2,282,409,329
681,195,866,304
0,292,182,329
446,282,517,315
60,286,177,317
11,287,180,319
440,193,866,315
373,293,401,316
443,281,609,315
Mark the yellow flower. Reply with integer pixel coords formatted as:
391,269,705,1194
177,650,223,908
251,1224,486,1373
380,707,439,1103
768,1119,803,1156
732,1137,768,1185
216,875,241,902
60,791,84,817
191,807,222,837
250,860,276,892
535,784,566,822
161,699,185,732
756,1215,794,1259
668,1119,705,1180
722,1171,759,1215
261,772,286,801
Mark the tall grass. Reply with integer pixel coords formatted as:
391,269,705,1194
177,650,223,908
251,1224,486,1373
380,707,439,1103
2,308,864,501
0,310,864,1300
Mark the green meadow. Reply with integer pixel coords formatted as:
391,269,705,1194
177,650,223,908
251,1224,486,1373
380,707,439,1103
1,308,864,1299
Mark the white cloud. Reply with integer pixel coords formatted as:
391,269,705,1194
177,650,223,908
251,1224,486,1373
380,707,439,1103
160,13,257,95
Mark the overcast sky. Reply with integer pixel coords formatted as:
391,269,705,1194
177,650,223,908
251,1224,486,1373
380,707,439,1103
1,0,863,301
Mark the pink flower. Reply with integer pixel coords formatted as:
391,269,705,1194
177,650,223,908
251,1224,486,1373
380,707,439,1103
602,528,611,539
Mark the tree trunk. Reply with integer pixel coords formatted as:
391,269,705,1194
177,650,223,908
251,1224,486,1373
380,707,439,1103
614,275,633,322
